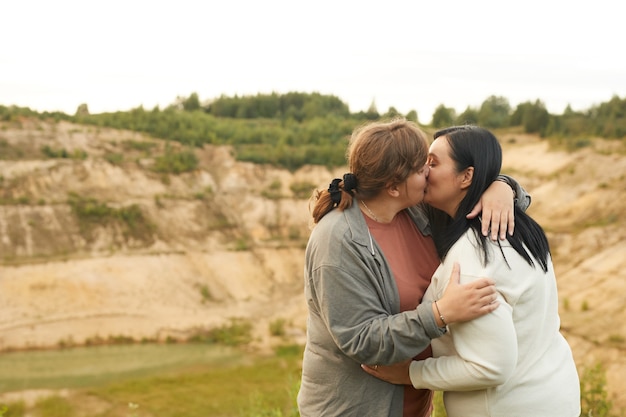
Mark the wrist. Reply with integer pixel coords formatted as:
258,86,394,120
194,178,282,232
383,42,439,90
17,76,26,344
496,176,517,200
407,360,418,387
433,300,448,327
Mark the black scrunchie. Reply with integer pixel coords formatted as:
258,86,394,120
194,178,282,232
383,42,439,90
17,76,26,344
343,173,357,193
328,178,342,206
328,174,358,207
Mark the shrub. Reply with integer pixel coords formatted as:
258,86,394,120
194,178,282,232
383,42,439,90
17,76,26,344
34,396,74,417
289,181,316,199
104,152,124,165
68,193,155,242
1,401,25,417
269,318,287,337
152,145,198,174
188,319,253,346
579,362,614,417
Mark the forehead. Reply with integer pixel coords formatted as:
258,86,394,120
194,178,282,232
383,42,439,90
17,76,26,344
428,137,450,157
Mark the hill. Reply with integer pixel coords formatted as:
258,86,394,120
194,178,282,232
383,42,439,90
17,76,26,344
0,118,625,413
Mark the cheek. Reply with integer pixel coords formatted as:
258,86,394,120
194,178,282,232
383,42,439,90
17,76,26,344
426,171,438,186
428,168,454,187
417,178,427,191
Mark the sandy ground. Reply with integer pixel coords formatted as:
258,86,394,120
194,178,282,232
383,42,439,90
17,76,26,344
1,123,625,412
0,249,309,352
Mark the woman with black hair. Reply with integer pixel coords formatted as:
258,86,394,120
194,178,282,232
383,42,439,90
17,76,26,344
298,119,530,417
363,125,580,417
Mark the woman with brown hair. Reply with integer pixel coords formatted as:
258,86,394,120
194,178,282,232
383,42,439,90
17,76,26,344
297,119,528,417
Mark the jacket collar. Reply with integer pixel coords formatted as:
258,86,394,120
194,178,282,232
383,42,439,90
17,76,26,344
343,200,432,253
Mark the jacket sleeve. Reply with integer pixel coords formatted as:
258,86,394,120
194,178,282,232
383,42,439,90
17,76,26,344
497,174,531,211
409,296,518,390
308,246,445,366
408,237,518,390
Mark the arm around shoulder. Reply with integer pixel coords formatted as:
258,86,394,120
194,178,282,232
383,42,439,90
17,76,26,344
497,175,531,211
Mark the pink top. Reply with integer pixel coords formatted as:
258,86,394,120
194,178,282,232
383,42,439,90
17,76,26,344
365,210,440,417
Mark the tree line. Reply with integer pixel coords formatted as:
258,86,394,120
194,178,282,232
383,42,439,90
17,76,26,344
431,94,626,139
177,91,626,139
1,92,625,171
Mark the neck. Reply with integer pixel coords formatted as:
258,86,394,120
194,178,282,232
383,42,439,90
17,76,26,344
439,193,466,218
359,198,397,223
445,206,458,218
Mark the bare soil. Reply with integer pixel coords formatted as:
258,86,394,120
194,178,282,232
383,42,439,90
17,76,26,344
1,121,625,413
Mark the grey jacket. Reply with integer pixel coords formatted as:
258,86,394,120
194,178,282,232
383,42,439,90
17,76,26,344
297,179,529,417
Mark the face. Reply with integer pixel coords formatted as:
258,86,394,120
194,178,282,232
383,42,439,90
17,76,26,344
397,162,429,209
424,137,467,217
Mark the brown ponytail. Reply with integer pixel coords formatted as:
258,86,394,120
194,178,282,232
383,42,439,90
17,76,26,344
310,118,429,224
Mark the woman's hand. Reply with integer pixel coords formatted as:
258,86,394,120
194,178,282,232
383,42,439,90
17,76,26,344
467,180,514,240
361,359,413,385
434,263,499,325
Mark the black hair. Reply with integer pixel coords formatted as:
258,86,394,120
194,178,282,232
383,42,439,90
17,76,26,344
428,125,550,272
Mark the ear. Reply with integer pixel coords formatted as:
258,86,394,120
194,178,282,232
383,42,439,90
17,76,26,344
385,182,401,198
460,167,474,190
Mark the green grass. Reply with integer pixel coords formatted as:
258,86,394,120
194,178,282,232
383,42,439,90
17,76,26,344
0,344,241,392
95,352,302,417
2,344,618,417
433,391,447,417
0,343,302,417
33,397,74,417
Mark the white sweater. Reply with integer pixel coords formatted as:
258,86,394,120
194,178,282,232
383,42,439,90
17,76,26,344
410,230,580,417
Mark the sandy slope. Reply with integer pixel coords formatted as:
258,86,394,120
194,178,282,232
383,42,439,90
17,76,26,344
0,122,625,412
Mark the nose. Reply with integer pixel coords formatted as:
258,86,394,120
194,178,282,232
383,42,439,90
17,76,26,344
424,164,430,178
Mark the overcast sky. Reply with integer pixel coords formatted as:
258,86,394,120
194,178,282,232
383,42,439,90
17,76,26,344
2,0,625,124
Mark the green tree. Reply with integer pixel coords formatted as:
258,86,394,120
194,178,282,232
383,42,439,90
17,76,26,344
182,92,201,112
592,94,626,138
256,92,281,118
455,106,479,125
432,104,456,128
511,100,550,134
382,106,401,119
406,109,418,123
75,103,89,116
364,99,380,120
477,95,511,128
560,108,590,137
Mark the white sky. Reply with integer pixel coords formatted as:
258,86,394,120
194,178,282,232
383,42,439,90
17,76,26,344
2,0,625,124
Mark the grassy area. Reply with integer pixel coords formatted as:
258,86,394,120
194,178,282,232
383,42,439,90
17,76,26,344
0,343,618,416
94,349,302,417
0,344,302,417
0,344,241,392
